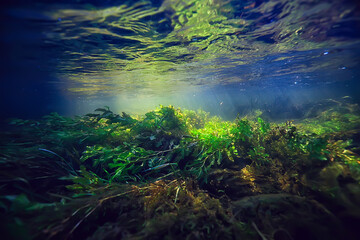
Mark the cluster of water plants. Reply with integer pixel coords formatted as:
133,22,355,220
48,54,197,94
1,101,360,239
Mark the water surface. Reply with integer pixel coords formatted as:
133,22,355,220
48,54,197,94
1,0,360,118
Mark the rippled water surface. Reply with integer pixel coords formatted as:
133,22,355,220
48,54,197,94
1,0,360,118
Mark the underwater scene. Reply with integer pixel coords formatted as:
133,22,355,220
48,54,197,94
1,0,360,239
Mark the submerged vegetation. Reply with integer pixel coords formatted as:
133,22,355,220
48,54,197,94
1,100,360,239
2,1,360,239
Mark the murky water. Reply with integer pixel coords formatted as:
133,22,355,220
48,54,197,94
1,0,360,119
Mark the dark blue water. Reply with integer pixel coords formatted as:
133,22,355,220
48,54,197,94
1,0,360,121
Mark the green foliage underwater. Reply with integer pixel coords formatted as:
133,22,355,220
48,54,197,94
1,99,360,240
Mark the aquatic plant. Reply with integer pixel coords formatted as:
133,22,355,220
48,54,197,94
1,103,360,240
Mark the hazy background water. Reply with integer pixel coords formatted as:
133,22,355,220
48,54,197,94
1,0,360,121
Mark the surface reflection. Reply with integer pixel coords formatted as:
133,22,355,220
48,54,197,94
0,0,360,118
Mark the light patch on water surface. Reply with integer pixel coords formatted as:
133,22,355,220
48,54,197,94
62,61,212,96
19,0,359,77
1,0,360,119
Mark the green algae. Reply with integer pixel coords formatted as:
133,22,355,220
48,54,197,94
1,101,360,239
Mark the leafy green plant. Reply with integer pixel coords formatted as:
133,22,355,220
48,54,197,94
80,145,156,182
184,118,236,181
257,117,270,134
232,118,253,142
248,146,270,165
2,103,360,240
65,165,107,194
